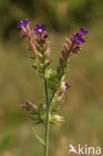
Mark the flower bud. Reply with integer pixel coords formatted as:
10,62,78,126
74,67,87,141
65,37,72,51
41,31,48,40
21,27,27,34
20,99,38,111
36,44,41,51
50,114,64,124
29,41,38,56
63,43,69,51
59,56,64,65
57,64,62,73
61,50,68,60
53,114,64,122
26,26,31,33
27,32,32,41
37,53,43,59
46,48,50,56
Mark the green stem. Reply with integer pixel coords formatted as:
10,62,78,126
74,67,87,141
44,80,50,156
49,89,56,104
42,46,56,156
42,44,50,156
44,81,56,156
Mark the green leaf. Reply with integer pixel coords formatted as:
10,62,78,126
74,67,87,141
32,128,45,145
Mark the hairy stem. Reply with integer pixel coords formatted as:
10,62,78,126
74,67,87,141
44,80,49,156
44,82,56,156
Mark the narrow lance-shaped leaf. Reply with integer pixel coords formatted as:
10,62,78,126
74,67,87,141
32,128,45,145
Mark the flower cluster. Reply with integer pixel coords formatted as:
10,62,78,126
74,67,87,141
17,19,87,125
17,18,30,29
57,27,88,80
17,19,50,77
73,27,88,45
71,27,88,54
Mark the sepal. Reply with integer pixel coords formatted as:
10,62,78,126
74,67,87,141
50,114,64,125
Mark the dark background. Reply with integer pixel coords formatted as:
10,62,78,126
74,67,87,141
0,0,103,155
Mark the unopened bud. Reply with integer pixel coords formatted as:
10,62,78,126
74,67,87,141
37,53,43,59
26,26,31,33
29,41,38,56
20,99,38,111
57,64,61,72
20,104,27,109
65,37,72,51
61,50,68,60
44,33,48,39
27,32,32,41
51,114,64,123
65,37,71,43
36,44,41,51
21,26,27,34
59,56,64,65
46,48,50,56
63,43,69,51
41,31,48,40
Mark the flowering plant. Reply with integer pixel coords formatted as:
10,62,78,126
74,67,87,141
17,18,88,156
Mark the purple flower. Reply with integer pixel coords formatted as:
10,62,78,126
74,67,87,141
80,27,88,36
34,24,45,34
17,18,30,29
65,82,70,90
73,33,85,44
23,18,30,27
73,27,88,45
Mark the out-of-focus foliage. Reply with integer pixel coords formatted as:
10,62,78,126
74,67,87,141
0,0,103,39
67,0,103,25
0,135,12,154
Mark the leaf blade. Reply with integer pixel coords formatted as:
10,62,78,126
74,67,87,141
32,128,45,145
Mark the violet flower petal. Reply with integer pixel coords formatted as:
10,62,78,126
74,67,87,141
80,27,88,36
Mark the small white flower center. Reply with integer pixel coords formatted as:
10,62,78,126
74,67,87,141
39,29,42,32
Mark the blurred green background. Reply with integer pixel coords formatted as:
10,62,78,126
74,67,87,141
0,0,103,156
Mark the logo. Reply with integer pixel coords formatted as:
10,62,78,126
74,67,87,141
68,144,102,155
